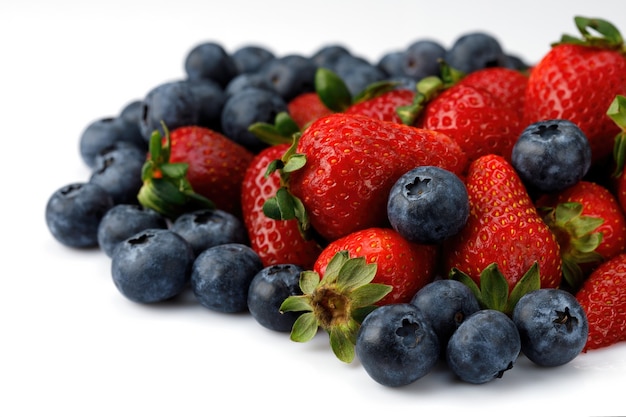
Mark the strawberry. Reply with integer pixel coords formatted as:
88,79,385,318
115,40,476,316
345,89,415,124
313,227,438,305
443,154,563,298
287,92,333,129
537,181,626,291
167,125,255,217
241,143,322,269
459,66,528,116
265,113,468,242
523,17,626,164
576,252,626,351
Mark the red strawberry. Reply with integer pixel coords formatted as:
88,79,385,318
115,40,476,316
241,143,322,269
313,227,438,305
287,92,333,129
168,126,255,217
460,67,528,116
576,252,626,351
345,89,415,124
443,154,563,294
275,113,467,242
523,17,626,164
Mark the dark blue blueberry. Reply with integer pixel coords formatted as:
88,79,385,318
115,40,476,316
231,45,275,74
46,182,114,248
411,279,480,351
377,50,406,77
184,41,238,88
111,229,194,303
247,264,304,332
445,32,508,74
220,87,287,152
333,55,386,96
356,303,440,387
139,80,198,140
310,44,353,69
97,204,168,258
89,144,145,205
79,116,146,169
185,79,226,132
224,73,275,98
402,39,446,80
505,54,530,71
170,208,248,258
257,55,318,101
387,166,469,244
446,309,521,384
512,288,589,367
119,99,143,125
116,100,147,149
511,119,592,192
191,243,263,313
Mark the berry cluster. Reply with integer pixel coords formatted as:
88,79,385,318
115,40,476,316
45,16,626,387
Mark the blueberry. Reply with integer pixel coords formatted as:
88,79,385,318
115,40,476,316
247,264,304,332
224,73,275,97
445,32,508,74
170,208,248,258
46,182,114,248
220,87,287,152
139,80,198,140
184,41,238,88
311,44,353,69
511,119,592,192
387,166,469,244
512,288,589,367
119,99,143,125
185,79,226,132
89,144,145,205
446,309,521,384
411,279,480,350
355,303,440,387
257,55,317,101
402,39,446,80
377,50,406,77
333,55,386,96
191,243,263,313
231,45,275,74
111,229,194,303
79,116,146,169
97,204,168,258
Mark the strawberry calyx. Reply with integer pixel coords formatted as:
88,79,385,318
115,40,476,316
539,202,604,292
554,16,626,53
450,262,541,315
279,250,392,363
248,111,301,146
137,123,214,219
609,95,626,177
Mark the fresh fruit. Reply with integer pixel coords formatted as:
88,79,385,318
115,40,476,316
89,142,145,205
512,288,589,367
459,66,528,115
443,154,563,294
313,228,439,305
355,303,440,387
287,92,333,129
387,165,469,244
256,55,318,101
401,39,447,80
523,17,626,164
446,309,521,384
45,182,115,248
345,88,415,124
576,252,626,351
240,143,322,269
79,116,146,169
247,264,304,332
445,32,510,74
511,119,592,193
184,41,238,87
231,44,275,74
268,113,467,242
190,243,263,313
111,229,194,303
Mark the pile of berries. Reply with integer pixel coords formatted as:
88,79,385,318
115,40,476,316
45,16,626,387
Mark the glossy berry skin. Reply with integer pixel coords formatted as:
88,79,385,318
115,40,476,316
356,303,440,387
191,243,263,313
170,208,248,258
314,228,439,305
460,67,528,116
287,92,333,129
139,80,199,140
89,144,145,205
576,252,626,351
345,89,415,124
247,264,304,332
387,165,469,244
513,288,588,366
511,119,592,192
184,41,238,88
46,182,114,248
111,229,194,303
445,32,508,74
446,309,521,384
402,39,447,80
97,204,168,258
410,279,480,350
257,55,317,102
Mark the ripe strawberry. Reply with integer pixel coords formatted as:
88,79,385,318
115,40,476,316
271,113,467,242
168,126,255,217
287,92,333,129
460,66,528,116
443,154,563,294
345,89,415,124
523,17,626,164
241,143,322,269
576,252,626,351
313,227,439,305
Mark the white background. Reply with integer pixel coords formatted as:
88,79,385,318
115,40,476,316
2,1,626,416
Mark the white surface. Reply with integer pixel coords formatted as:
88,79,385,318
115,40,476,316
2,1,626,416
